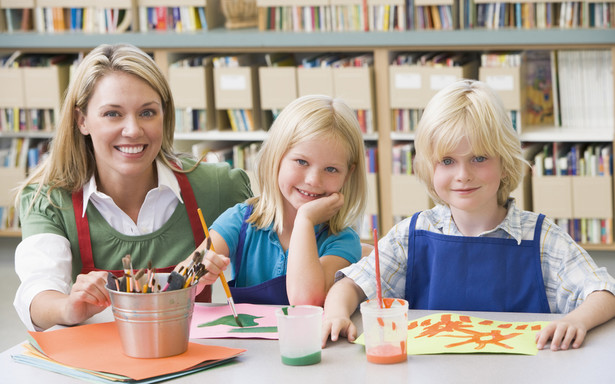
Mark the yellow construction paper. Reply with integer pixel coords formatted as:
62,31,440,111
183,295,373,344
355,313,549,355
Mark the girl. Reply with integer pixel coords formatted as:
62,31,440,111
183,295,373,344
322,79,615,351
202,94,368,306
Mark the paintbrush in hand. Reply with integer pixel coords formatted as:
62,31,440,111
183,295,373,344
197,208,243,327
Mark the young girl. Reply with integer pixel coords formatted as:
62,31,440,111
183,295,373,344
201,94,367,306
322,79,615,351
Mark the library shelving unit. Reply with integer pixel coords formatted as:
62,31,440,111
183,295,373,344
0,28,614,249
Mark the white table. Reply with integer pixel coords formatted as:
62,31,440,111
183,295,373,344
1,306,613,384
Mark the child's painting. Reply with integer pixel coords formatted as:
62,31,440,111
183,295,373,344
190,303,278,339
355,313,549,355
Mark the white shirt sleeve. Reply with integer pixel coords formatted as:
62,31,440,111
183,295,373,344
14,233,73,331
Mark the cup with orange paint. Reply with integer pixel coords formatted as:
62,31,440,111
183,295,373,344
360,298,409,364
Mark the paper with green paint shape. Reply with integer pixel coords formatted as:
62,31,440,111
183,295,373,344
190,303,279,339
355,313,549,355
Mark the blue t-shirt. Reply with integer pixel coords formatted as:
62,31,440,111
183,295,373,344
211,202,362,287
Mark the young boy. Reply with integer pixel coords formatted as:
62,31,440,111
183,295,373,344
322,79,615,351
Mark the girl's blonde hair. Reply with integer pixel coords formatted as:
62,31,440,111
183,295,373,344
247,94,367,234
414,79,527,206
17,43,182,208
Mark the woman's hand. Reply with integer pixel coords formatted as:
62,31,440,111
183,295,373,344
63,271,110,325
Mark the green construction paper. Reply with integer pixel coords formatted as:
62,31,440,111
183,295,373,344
355,313,549,355
229,326,278,333
198,314,263,328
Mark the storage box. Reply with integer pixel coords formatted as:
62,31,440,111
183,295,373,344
0,167,25,206
169,64,218,130
532,175,613,219
389,61,478,109
23,66,70,110
333,66,374,110
479,66,522,111
0,67,25,108
532,176,573,218
259,66,297,110
297,67,334,97
390,174,431,216
572,176,612,218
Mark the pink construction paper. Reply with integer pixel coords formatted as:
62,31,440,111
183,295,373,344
190,303,279,339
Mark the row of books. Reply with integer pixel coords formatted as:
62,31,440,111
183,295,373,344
0,138,49,174
0,108,54,133
258,3,409,32
0,137,49,231
469,2,614,30
555,217,613,244
2,0,612,34
533,143,612,177
15,6,132,33
557,50,613,130
1,1,222,34
138,6,207,32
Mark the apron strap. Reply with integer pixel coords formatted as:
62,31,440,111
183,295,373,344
72,190,95,274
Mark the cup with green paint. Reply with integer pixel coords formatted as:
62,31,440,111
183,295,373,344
275,305,323,366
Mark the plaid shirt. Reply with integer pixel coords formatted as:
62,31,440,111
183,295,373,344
340,200,615,313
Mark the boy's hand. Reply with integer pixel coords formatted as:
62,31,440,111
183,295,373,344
322,316,357,348
536,318,588,351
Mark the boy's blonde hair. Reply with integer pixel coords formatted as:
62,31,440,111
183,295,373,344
17,43,181,207
414,79,527,206
247,94,367,234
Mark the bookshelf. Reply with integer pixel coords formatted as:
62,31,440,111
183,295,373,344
0,28,614,249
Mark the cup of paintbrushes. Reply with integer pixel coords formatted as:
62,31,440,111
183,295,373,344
106,272,197,358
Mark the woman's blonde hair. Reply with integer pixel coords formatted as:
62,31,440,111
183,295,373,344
16,43,181,208
414,79,527,206
247,94,367,234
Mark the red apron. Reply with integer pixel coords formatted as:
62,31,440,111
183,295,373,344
72,171,211,302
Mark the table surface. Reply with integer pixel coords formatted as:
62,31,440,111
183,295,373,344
1,306,613,384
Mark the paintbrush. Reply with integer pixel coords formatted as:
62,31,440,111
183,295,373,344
373,228,383,309
197,208,243,327
122,256,132,292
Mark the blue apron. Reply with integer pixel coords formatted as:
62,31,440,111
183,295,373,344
228,205,329,305
405,211,550,313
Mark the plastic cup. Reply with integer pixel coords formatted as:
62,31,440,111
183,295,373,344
360,298,408,364
275,305,323,366
106,273,197,358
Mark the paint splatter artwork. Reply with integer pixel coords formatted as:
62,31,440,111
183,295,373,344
356,313,549,355
190,303,279,339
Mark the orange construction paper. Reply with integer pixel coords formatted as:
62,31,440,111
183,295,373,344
28,322,245,380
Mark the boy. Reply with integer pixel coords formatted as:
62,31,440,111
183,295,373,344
322,79,615,351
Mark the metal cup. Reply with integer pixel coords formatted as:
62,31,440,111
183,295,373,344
107,273,197,358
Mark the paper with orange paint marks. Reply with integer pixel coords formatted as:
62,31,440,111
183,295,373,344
355,313,549,355
23,322,245,380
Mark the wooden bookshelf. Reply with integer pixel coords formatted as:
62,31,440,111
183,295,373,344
0,28,614,249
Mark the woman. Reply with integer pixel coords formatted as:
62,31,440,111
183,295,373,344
13,43,252,331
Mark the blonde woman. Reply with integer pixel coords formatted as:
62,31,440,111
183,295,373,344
322,79,615,351
14,43,251,331
201,94,367,306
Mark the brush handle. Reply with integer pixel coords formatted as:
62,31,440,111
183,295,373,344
197,208,237,302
